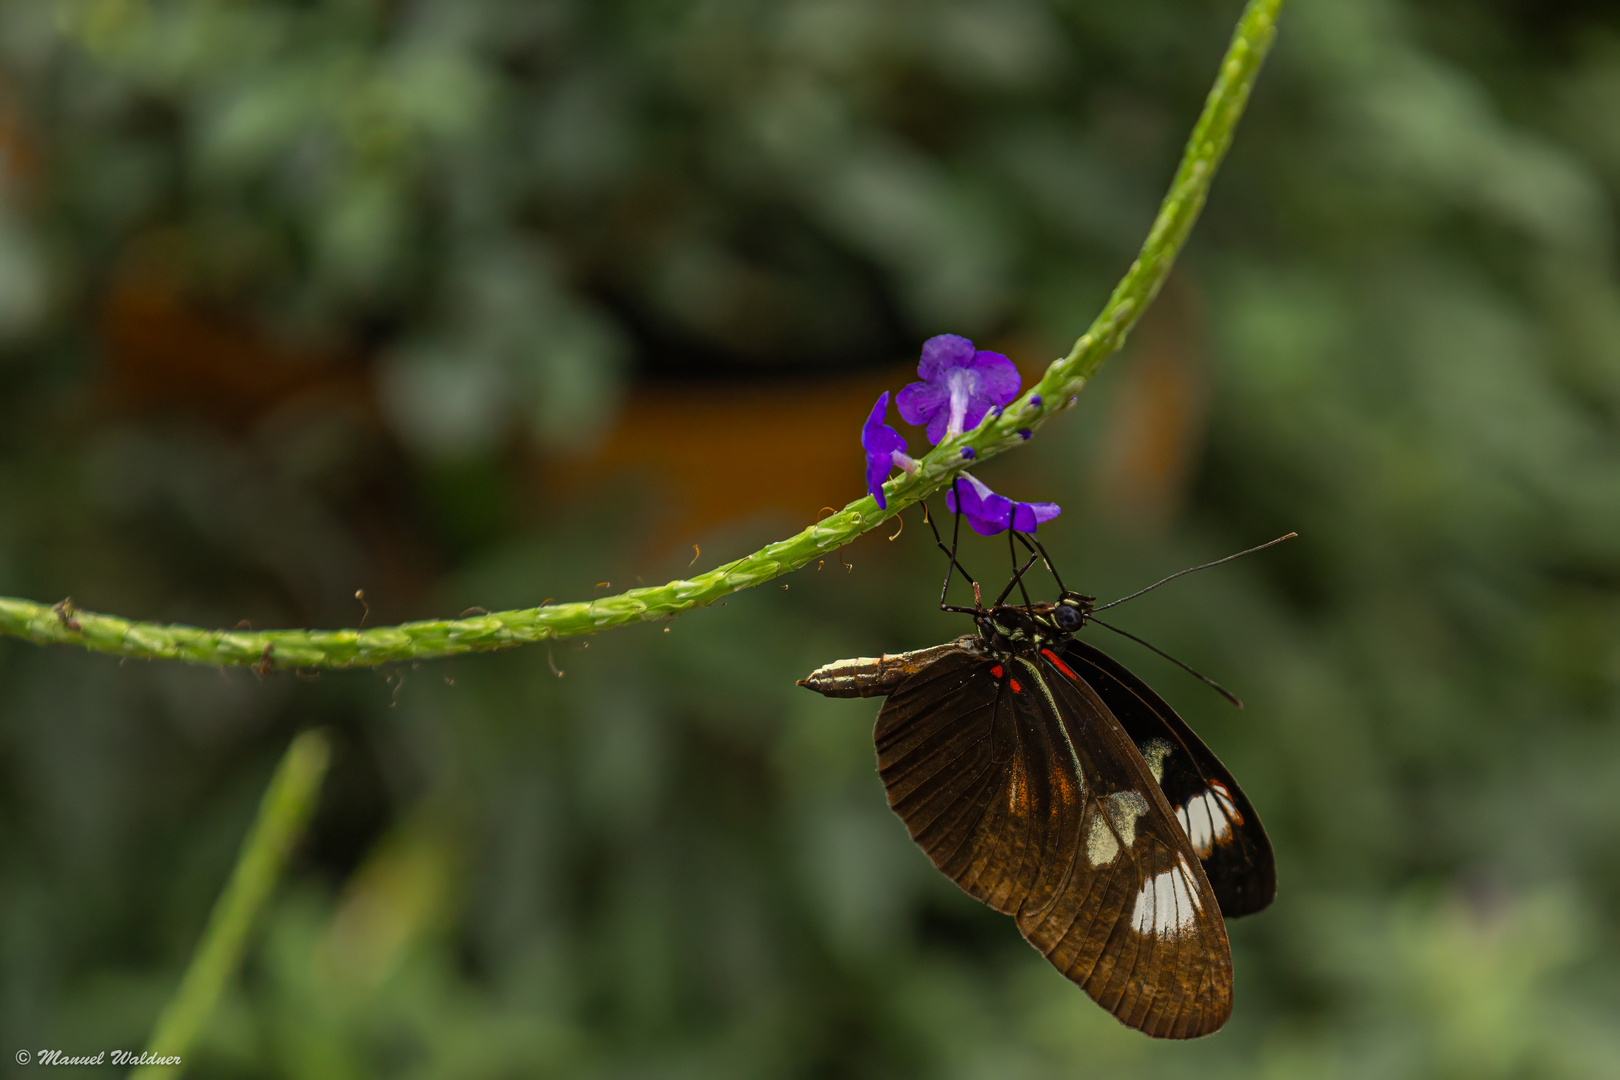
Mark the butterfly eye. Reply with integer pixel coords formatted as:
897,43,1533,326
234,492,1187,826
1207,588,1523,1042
1055,604,1083,630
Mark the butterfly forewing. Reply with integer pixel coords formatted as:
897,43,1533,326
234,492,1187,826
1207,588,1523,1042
873,648,1036,915
1053,640,1276,918
876,647,1233,1038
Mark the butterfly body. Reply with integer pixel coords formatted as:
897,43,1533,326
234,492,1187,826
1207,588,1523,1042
800,592,1273,1039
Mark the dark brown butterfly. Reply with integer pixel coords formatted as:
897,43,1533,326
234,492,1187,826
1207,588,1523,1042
799,535,1276,1039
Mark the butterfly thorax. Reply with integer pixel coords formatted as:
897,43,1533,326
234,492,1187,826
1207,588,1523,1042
975,592,1095,653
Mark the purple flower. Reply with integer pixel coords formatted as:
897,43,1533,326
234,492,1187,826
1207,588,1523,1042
861,392,916,510
897,335,1021,445
944,473,1062,537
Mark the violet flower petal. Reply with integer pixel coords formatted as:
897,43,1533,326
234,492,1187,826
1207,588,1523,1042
861,392,908,510
945,474,1012,536
967,351,1020,409
1010,501,1062,532
895,381,945,429
916,334,977,381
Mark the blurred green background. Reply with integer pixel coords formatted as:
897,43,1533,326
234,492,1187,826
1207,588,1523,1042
4,0,1620,1075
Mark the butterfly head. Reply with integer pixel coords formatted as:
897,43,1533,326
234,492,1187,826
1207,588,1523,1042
1052,592,1094,632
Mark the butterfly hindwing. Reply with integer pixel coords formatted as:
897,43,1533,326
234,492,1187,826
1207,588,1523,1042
875,647,1233,1038
1052,640,1276,918
1014,653,1232,1038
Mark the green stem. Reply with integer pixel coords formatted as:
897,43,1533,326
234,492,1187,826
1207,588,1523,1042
0,0,1282,670
131,730,332,1079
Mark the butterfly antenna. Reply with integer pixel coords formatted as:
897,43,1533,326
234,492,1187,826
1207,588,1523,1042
1087,615,1244,708
1094,533,1297,613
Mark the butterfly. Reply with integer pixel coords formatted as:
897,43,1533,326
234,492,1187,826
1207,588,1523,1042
799,528,1277,1038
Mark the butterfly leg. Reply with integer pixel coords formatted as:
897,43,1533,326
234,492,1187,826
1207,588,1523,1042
994,529,1041,608
926,489,982,613
1015,532,1069,594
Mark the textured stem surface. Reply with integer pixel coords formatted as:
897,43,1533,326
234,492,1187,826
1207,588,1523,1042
0,0,1282,669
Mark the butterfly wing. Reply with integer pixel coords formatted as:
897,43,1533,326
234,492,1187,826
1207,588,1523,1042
1052,640,1276,917
876,647,1233,1038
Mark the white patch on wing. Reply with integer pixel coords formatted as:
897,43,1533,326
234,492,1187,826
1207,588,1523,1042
1174,781,1241,857
1139,737,1173,783
1085,812,1119,866
1105,790,1150,848
1130,854,1203,937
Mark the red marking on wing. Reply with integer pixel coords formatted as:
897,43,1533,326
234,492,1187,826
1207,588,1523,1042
1040,648,1081,682
1009,678,1022,693
990,664,1004,679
